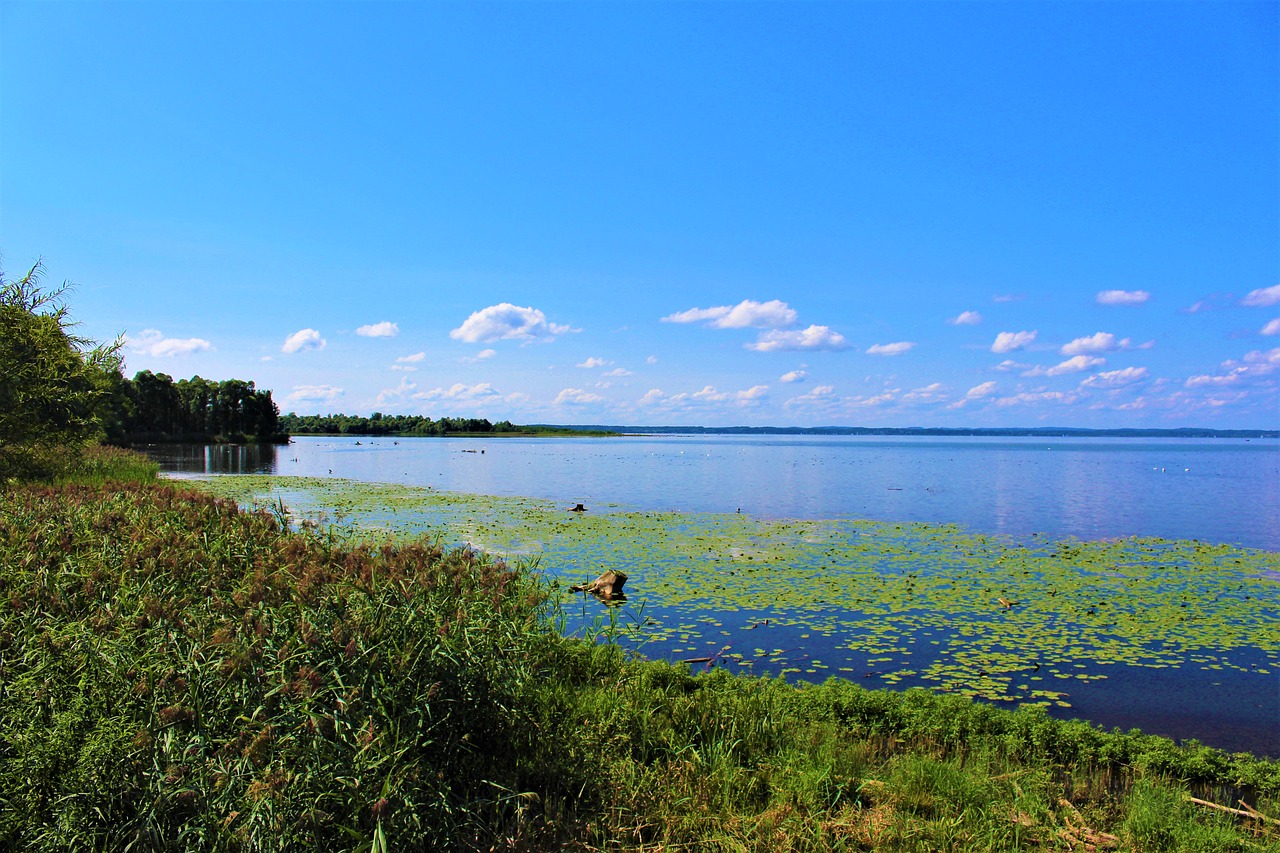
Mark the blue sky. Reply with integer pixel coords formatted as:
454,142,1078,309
3,1,1276,428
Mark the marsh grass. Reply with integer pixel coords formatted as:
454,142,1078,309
2,481,1278,850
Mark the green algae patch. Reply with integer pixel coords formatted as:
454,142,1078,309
189,475,1280,708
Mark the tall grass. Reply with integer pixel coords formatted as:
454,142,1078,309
2,480,1277,850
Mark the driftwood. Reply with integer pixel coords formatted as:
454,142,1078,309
571,570,627,600
1187,796,1280,826
569,503,587,512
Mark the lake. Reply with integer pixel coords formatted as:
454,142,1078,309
151,434,1280,755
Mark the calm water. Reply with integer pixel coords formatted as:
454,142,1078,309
153,434,1280,550
150,435,1280,754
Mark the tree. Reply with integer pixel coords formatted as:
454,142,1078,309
0,261,122,479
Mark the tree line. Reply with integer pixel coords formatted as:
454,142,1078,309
280,413,520,436
106,371,283,444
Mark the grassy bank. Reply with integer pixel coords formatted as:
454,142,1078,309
2,476,1278,850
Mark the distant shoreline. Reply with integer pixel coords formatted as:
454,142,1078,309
534,424,1279,439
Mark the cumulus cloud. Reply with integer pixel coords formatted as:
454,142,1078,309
1242,285,1280,307
417,382,502,402
1096,289,1151,306
355,321,399,338
1263,318,1280,336
1037,355,1106,376
662,299,797,329
1186,347,1280,387
866,341,916,356
903,383,946,402
282,329,326,354
747,325,849,352
646,355,658,365
1081,367,1149,389
554,387,605,405
397,352,426,363
948,310,982,325
639,389,666,405
783,384,837,410
604,367,633,376
285,384,343,404
128,329,212,358
577,356,611,368
995,359,1029,372
376,377,417,405
450,303,573,343
1060,332,1131,356
996,390,1078,407
780,370,808,383
991,330,1037,353
965,381,998,399
459,348,497,363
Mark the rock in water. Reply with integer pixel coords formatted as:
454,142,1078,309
571,570,627,601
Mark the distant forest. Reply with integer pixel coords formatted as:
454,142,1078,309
106,371,284,444
278,413,614,437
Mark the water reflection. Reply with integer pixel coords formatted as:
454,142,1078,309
144,442,278,475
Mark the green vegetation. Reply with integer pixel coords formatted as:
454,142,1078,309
0,261,126,480
2,480,1278,850
279,412,617,437
113,370,284,444
192,476,1280,718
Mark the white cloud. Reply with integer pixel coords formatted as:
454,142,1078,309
736,385,769,404
417,382,501,402
639,388,666,405
282,328,326,354
390,365,417,373
1242,284,1280,307
577,356,611,368
1060,332,1131,356
1025,356,1106,377
866,341,916,356
948,310,982,325
554,387,605,405
646,355,658,365
993,294,1024,303
662,299,797,329
450,303,573,343
604,367,633,376
1262,318,1280,336
783,384,837,410
1044,355,1106,376
1081,367,1149,389
780,370,808,383
1187,348,1280,387
991,330,1037,353
1096,289,1151,306
376,377,417,405
747,325,849,352
128,329,212,357
397,352,426,363
995,359,1029,372
285,384,343,404
903,383,946,402
965,381,998,399
356,321,399,338
995,390,1078,407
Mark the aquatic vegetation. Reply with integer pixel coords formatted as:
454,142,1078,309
194,476,1280,735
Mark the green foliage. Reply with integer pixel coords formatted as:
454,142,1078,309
279,412,616,437
0,261,123,480
122,371,282,442
3,483,1277,850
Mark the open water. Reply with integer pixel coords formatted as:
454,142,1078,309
155,434,1279,549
